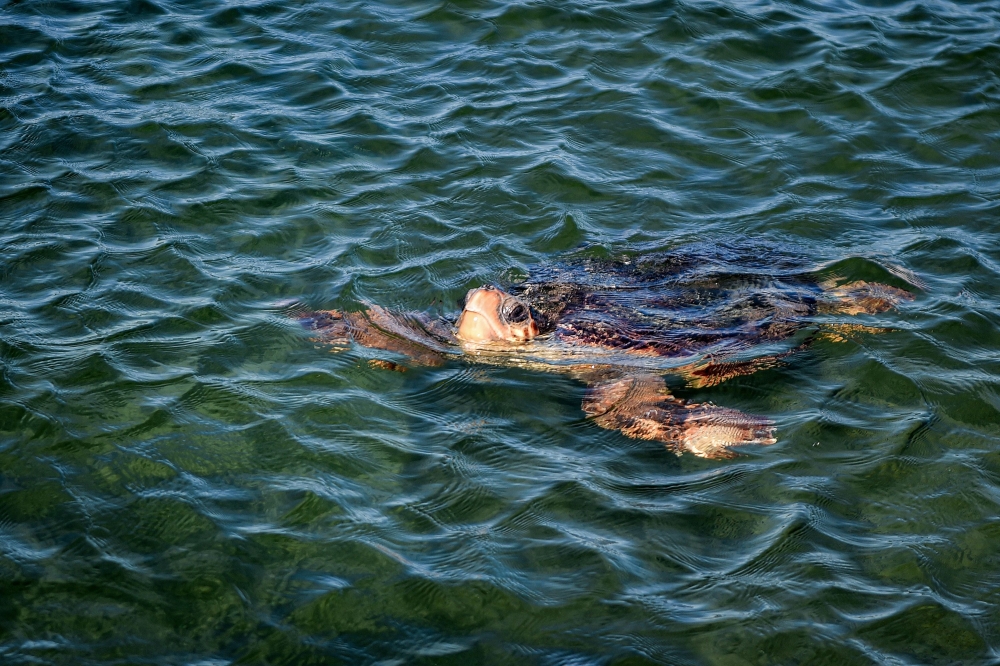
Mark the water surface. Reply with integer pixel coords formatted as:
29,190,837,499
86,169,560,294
2,0,1000,663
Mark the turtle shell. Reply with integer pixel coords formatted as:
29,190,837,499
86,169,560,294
512,242,823,359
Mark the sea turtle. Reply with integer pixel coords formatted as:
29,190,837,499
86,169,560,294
298,242,915,459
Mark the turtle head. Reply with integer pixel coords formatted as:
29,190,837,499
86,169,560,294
456,286,538,344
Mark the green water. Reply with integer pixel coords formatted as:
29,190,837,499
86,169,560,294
2,0,1000,663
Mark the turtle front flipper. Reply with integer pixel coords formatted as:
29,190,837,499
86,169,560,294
580,373,775,459
298,309,353,349
298,306,453,367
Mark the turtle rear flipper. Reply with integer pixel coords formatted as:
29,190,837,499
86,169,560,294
581,373,775,459
817,322,896,344
678,356,787,389
676,332,819,388
820,280,914,315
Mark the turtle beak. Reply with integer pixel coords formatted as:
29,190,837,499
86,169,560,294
520,318,539,340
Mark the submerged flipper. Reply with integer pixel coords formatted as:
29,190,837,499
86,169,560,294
678,278,915,387
676,333,819,388
678,350,795,389
820,279,914,315
298,306,455,368
580,373,775,459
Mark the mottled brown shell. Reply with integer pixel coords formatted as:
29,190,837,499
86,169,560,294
512,243,913,360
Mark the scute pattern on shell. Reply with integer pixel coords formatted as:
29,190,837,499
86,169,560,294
513,242,829,359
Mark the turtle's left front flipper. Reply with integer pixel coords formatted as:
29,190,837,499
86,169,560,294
580,373,776,459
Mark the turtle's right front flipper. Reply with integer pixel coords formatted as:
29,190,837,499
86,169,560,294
298,309,353,348
580,373,776,459
298,305,453,367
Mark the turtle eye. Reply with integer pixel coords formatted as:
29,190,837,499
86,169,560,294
501,300,529,323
